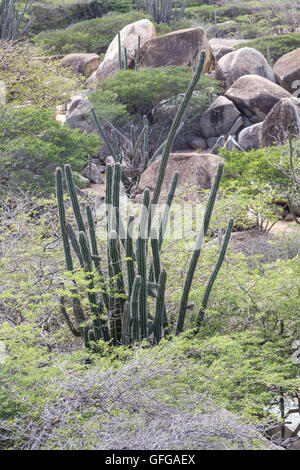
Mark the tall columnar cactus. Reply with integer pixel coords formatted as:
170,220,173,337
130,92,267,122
197,217,234,326
176,163,224,335
56,50,233,349
0,0,33,40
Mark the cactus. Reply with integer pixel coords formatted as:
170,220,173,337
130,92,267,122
56,50,233,350
153,269,167,344
136,189,150,339
0,0,33,40
197,217,234,326
137,0,190,25
130,275,141,342
151,50,206,205
176,163,224,335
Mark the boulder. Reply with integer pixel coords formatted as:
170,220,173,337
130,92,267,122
225,75,291,121
223,135,244,152
198,96,241,139
186,136,207,150
91,19,156,83
83,162,104,184
215,47,275,89
238,123,263,151
211,135,226,154
138,27,216,73
66,97,132,155
137,153,221,201
62,53,100,77
273,48,300,94
209,38,250,60
260,98,300,147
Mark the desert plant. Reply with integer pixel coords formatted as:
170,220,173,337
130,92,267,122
56,52,233,349
0,0,33,40
136,0,190,24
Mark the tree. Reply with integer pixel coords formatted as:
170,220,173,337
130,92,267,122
0,41,84,108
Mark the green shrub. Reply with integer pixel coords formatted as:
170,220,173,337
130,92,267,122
236,33,300,63
34,11,151,55
102,66,223,116
219,144,294,196
89,89,130,124
0,41,83,108
0,105,101,192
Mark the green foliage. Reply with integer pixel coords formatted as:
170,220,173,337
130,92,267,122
33,11,150,55
219,144,293,196
0,105,101,192
102,66,222,116
89,89,130,124
0,41,84,108
236,33,300,63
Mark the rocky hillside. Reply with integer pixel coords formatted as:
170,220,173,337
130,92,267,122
0,0,299,452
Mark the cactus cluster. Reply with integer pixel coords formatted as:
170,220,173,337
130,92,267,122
56,51,233,349
118,31,141,71
136,0,190,25
0,0,33,40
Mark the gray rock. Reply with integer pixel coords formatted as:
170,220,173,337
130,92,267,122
211,135,226,154
83,163,104,184
216,47,275,89
226,116,243,137
260,97,300,147
225,75,291,121
238,123,263,151
186,136,207,150
223,135,244,152
207,136,219,148
198,96,241,139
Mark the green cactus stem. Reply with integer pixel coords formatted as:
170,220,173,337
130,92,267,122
130,275,141,342
151,51,206,206
64,164,86,234
154,269,167,344
176,162,224,335
197,217,234,326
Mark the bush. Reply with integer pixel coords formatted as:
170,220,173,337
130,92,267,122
219,144,294,196
33,11,151,55
0,41,83,108
236,33,300,64
0,105,101,192
102,66,223,117
89,89,130,124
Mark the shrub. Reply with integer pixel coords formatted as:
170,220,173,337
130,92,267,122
89,89,130,124
0,41,84,108
102,66,223,116
33,11,151,55
219,144,294,196
0,105,101,192
236,33,300,64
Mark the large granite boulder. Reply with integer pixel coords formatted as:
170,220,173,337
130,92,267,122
225,75,291,121
91,19,156,83
238,123,263,151
215,47,275,88
260,98,300,147
209,38,250,62
62,53,100,77
137,152,221,201
138,27,216,73
273,48,300,94
198,96,241,139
